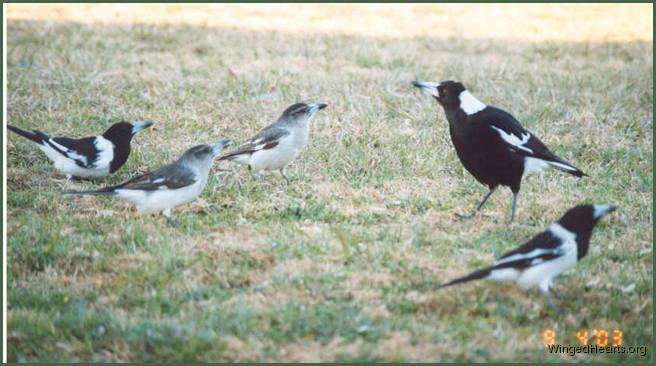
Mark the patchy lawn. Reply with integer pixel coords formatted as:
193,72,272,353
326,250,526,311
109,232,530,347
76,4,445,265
5,4,653,362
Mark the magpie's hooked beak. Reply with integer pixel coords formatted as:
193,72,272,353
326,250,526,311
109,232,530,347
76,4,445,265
412,81,441,98
211,140,233,156
130,121,154,134
309,103,328,114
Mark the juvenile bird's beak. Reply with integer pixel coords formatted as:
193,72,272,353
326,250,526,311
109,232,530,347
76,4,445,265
130,121,154,134
412,81,441,97
309,103,328,114
211,140,233,156
593,204,617,219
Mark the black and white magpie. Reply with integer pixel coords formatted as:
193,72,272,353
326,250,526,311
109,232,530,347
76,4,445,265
412,80,586,222
63,140,232,227
8,121,154,179
435,204,616,312
219,103,328,184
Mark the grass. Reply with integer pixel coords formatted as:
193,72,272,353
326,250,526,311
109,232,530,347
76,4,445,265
5,4,653,362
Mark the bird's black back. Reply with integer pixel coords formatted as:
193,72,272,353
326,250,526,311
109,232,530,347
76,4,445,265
51,136,99,168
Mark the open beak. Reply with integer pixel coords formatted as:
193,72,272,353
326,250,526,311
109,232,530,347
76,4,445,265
211,140,233,156
130,121,154,134
412,81,441,97
309,103,328,114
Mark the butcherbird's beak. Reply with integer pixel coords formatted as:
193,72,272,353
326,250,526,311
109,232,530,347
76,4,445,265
130,121,154,134
309,103,328,114
211,140,233,156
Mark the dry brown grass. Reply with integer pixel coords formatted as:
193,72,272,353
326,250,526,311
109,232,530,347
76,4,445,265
5,4,653,362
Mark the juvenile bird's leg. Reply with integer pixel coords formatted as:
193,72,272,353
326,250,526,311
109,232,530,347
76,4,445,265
162,208,179,228
456,187,496,220
279,166,290,185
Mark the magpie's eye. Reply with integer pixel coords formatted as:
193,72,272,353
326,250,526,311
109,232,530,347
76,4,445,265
439,87,448,96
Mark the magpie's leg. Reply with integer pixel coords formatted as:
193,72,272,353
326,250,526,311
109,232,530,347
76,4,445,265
279,166,290,185
258,171,264,183
162,209,179,228
549,285,563,300
456,187,495,220
508,191,519,224
540,284,560,313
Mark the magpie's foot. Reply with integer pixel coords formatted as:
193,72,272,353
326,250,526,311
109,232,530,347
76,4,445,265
164,216,180,228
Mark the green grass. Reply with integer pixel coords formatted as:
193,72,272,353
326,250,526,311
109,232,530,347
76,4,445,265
6,5,653,362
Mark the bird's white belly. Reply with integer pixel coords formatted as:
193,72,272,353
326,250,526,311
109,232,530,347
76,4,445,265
516,249,577,289
115,180,204,213
38,144,109,178
248,134,301,172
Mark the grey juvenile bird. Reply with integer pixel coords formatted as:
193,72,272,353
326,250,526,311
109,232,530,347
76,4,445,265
64,141,232,227
219,103,327,184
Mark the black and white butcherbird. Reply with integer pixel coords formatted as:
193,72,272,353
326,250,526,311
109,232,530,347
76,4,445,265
219,103,328,184
412,80,585,222
435,204,616,312
7,121,154,179
63,141,232,227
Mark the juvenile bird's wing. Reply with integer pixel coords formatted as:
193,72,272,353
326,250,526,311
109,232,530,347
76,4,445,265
45,135,99,169
482,107,585,176
116,164,198,191
220,125,290,159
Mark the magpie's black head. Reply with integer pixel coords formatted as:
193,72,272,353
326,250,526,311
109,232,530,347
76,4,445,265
557,204,616,258
280,103,328,121
412,80,466,109
103,121,154,142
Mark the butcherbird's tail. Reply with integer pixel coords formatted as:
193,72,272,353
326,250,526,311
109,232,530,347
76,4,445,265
62,187,117,196
8,125,49,144
435,267,492,289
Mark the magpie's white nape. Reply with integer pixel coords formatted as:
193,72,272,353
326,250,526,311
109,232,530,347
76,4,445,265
63,140,232,228
435,204,616,313
219,102,328,185
412,80,586,223
8,121,154,180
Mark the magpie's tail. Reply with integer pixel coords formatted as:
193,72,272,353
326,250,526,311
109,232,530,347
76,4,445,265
547,158,586,178
62,187,116,196
7,125,49,144
435,267,492,290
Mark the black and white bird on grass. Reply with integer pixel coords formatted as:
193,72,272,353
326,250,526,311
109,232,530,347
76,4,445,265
64,141,232,227
435,204,616,312
7,121,154,180
219,103,328,184
412,80,586,222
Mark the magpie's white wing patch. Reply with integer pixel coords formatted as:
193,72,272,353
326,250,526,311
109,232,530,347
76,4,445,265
490,125,533,154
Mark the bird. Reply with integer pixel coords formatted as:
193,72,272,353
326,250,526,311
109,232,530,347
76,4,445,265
412,80,585,222
219,102,328,184
435,204,616,312
63,140,232,227
7,121,154,180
